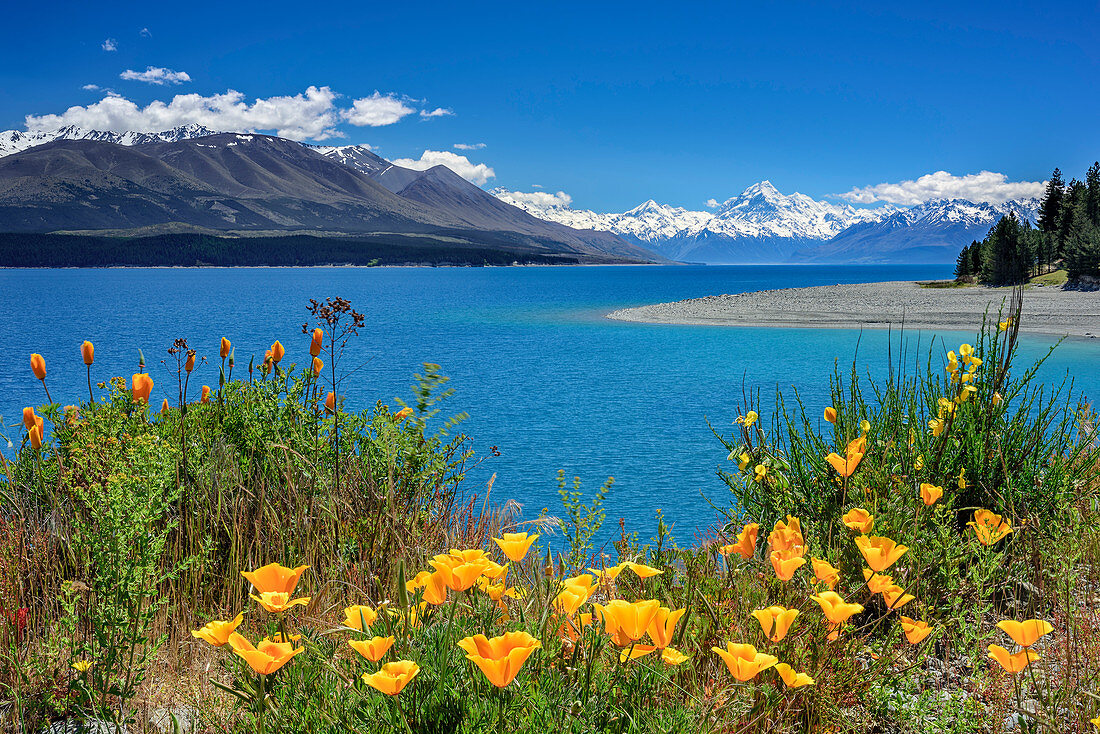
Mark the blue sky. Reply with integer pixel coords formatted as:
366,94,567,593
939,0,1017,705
2,0,1098,211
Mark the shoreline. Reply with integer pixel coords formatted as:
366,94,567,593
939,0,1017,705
606,280,1100,338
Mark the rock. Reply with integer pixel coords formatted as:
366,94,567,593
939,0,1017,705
149,707,196,734
42,719,126,734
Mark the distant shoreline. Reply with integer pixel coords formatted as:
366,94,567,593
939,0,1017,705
606,280,1100,338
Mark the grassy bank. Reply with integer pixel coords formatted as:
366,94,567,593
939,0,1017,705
2,293,1099,733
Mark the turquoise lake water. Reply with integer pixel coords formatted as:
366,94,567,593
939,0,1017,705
2,265,1097,548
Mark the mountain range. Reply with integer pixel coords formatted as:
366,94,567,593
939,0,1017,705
0,124,1040,265
495,181,1039,264
0,125,655,263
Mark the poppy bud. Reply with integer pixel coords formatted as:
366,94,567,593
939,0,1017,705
824,406,837,424
23,407,35,430
271,341,285,364
30,354,46,381
161,398,170,415
220,338,231,359
324,391,336,413
185,352,196,373
81,341,94,366
229,348,236,369
29,424,42,450
309,328,323,357
201,386,211,404
131,373,154,404
312,357,323,378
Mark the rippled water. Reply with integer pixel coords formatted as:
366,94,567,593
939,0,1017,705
2,264,1095,546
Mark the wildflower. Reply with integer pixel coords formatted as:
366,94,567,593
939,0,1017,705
161,398,170,415
956,385,978,404
220,337,231,359
752,606,799,643
842,508,874,533
771,550,806,581
361,660,420,695
958,467,967,489
22,407,36,430
251,591,310,613
775,663,815,688
862,569,894,594
349,636,395,662
562,573,598,596
493,532,538,562
81,341,94,366
242,563,309,596
661,647,689,665
723,523,759,560
478,577,520,602
185,352,196,373
826,446,863,477
200,386,211,404
418,570,449,605
998,317,1013,331
325,392,336,413
587,563,625,583
647,606,686,648
769,516,804,555
430,555,491,592
811,557,840,589
131,373,153,404
309,328,323,357
712,643,779,682
271,341,285,364
992,391,1003,406
394,406,414,421
737,411,758,427
28,424,43,450
737,452,751,471
987,644,1039,673
559,613,596,641
312,357,323,377
824,406,837,423
229,633,303,675
619,645,657,662
31,353,46,381
70,660,93,674
623,561,663,578
899,616,932,644
811,591,864,639
996,619,1053,648
969,509,1012,545
928,418,945,437
342,605,378,630
855,535,908,573
593,600,662,646
458,631,541,687
860,419,871,434
191,612,244,646
753,464,768,482
882,585,915,610
920,483,943,505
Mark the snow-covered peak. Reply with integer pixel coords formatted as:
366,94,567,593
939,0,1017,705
0,124,221,157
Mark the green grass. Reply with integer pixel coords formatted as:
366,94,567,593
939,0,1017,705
1028,268,1068,286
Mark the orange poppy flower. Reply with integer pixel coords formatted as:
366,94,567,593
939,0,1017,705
768,516,804,555
987,644,1039,673
81,341,94,366
458,631,541,687
898,616,932,645
228,633,303,675
270,341,285,364
811,591,864,627
342,605,378,630
361,660,420,695
920,483,943,506
325,391,336,413
724,523,759,560
131,373,154,404
752,606,799,642
251,591,310,613
349,636,395,662
185,352,196,373
855,536,908,573
309,328,323,357
200,386,211,404
775,663,815,688
811,557,840,589
312,357,323,377
647,607,686,648
28,424,43,450
968,509,1013,546
30,354,46,381
771,550,806,581
191,612,244,646
220,338,231,359
842,508,874,533
824,406,837,423
242,563,309,596
996,619,1052,648
593,600,662,646
493,532,538,562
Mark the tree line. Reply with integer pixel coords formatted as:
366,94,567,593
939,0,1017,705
955,162,1100,285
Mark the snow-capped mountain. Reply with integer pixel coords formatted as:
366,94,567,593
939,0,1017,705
792,198,1041,263
496,181,897,263
0,124,221,157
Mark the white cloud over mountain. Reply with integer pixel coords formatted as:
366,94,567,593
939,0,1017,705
839,170,1046,206
22,87,426,141
497,189,573,209
119,67,191,85
391,150,496,185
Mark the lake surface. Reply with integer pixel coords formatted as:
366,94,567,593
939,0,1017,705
3,265,1097,549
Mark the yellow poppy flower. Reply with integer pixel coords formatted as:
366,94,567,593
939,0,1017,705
824,406,837,423
647,607,686,648
811,557,840,590
882,585,915,610
768,516,804,555
661,647,688,665
752,606,799,643
241,563,309,596
862,569,894,594
228,633,303,675
775,663,815,688
623,561,663,578
968,509,1013,546
362,660,420,695
593,600,662,646
842,508,874,533
770,550,806,581
250,591,310,614
619,644,657,662
920,483,943,506
826,450,863,478
712,642,778,682
553,585,591,617
493,532,538,562
987,644,1038,673
811,591,864,627
342,605,378,631
898,616,932,645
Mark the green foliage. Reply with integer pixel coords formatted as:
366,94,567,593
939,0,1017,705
556,471,614,571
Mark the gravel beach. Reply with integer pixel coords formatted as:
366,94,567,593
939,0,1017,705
607,281,1100,338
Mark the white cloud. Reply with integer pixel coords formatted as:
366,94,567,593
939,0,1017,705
342,92,416,127
496,189,573,209
705,198,720,208
102,38,117,51
139,27,152,37
119,67,192,85
391,150,496,185
839,171,1046,206
24,86,351,140
82,84,101,91
453,142,486,150
419,107,453,118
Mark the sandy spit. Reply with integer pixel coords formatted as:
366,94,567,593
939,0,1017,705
606,281,1100,338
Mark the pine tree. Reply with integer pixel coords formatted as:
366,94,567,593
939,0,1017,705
1056,179,1086,258
1037,168,1064,234
980,214,1029,285
955,243,973,281
1086,161,1100,226
1064,204,1100,280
